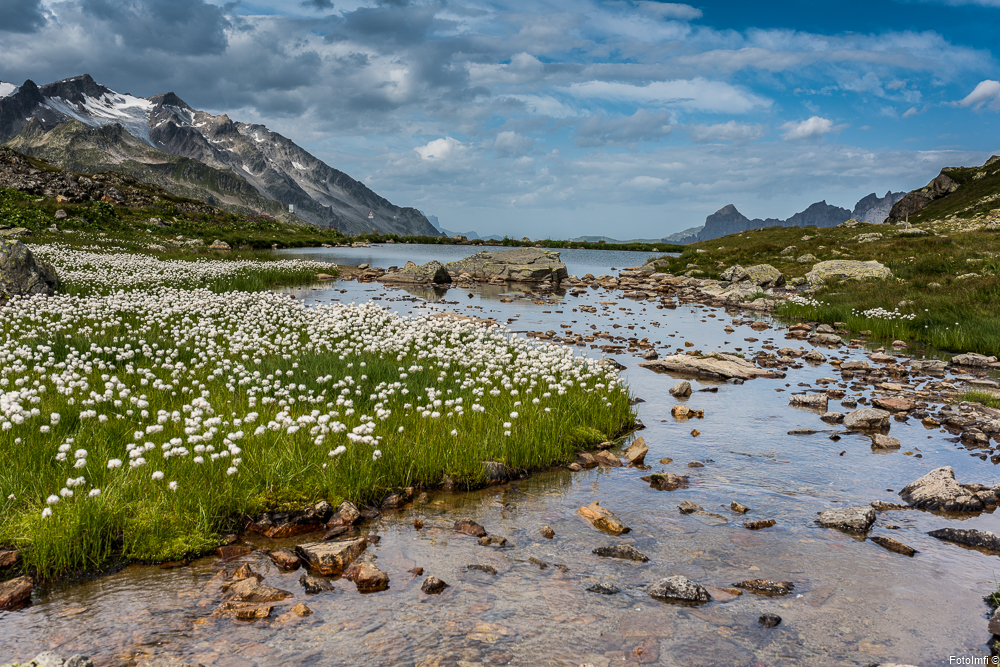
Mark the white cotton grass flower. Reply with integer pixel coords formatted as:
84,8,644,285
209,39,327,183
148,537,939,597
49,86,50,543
107,459,122,469
372,450,382,461
41,507,52,518
226,467,238,476
89,488,101,498
329,446,346,456
151,471,164,480
169,481,178,491
46,495,60,505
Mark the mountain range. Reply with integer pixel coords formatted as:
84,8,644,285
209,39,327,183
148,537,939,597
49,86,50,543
0,74,438,236
681,190,906,243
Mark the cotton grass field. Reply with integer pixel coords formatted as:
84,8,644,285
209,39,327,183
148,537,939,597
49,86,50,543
0,246,634,578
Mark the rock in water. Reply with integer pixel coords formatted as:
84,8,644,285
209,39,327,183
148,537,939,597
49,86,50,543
648,576,711,604
642,473,689,491
343,562,389,592
586,582,621,595
0,575,32,610
870,536,917,557
296,538,368,576
758,613,782,628
443,247,568,283
733,580,794,596
298,574,334,594
326,501,361,527
421,577,449,594
899,466,991,512
669,381,692,397
805,260,892,284
843,408,891,431
623,437,649,465
455,519,488,537
222,577,292,602
817,506,876,532
789,394,829,410
380,260,451,284
641,353,784,380
592,545,649,562
577,501,631,534
871,434,901,450
0,239,59,299
927,528,1000,553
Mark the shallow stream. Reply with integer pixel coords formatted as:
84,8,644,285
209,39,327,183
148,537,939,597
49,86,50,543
2,246,999,667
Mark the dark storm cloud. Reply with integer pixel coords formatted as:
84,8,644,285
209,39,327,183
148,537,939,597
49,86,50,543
0,0,47,33
80,0,231,55
301,0,334,9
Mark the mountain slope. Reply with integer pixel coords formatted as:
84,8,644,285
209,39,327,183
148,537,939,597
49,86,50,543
0,74,438,236
887,155,1000,225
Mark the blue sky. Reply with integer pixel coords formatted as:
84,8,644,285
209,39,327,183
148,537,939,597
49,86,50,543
1,0,999,238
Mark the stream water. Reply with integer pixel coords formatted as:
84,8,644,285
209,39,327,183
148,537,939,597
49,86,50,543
2,245,999,667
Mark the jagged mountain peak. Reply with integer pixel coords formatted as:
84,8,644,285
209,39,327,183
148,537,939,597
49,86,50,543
0,73,438,236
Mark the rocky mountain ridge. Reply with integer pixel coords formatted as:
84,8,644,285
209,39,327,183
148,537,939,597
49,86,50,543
888,154,1000,225
0,74,438,236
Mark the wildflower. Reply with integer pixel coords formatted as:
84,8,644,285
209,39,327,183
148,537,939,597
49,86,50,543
226,466,238,476
89,489,101,498
372,450,382,461
169,481,178,491
41,507,52,518
46,495,60,505
107,459,122,469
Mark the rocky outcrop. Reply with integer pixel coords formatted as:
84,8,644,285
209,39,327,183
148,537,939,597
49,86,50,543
887,171,960,223
443,248,568,283
380,260,450,284
852,191,907,224
1,239,58,299
805,260,892,284
640,353,785,380
899,466,998,512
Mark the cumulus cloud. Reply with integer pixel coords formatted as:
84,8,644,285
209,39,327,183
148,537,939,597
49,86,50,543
566,78,770,113
574,109,673,147
957,80,1000,111
415,137,466,161
780,116,847,141
688,120,765,144
0,0,47,33
493,131,535,158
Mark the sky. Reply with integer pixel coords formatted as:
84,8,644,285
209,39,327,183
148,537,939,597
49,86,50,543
1,0,1000,239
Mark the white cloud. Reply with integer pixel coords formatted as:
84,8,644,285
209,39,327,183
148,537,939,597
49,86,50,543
780,116,847,141
493,131,535,158
957,80,1000,111
635,2,703,20
688,120,765,144
902,106,920,118
506,94,578,118
415,137,466,161
565,78,770,113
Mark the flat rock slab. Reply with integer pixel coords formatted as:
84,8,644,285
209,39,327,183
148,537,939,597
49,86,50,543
818,506,876,532
640,353,783,380
873,397,916,412
789,394,829,410
843,408,891,431
577,501,630,534
899,466,990,512
928,528,1000,553
648,576,711,604
592,545,649,562
222,577,292,603
296,538,368,576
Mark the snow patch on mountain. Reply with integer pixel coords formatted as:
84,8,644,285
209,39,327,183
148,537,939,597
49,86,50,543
292,161,306,170
0,82,17,99
42,91,155,145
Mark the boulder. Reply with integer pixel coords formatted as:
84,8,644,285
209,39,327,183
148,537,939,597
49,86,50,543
899,466,990,512
871,434,901,450
806,260,892,284
296,538,368,576
623,437,649,465
640,353,784,380
577,501,631,534
421,577,449,594
843,408,891,431
592,545,649,562
0,239,59,299
443,248,568,283
721,264,784,288
647,576,711,604
209,240,231,251
950,353,993,367
910,359,947,373
326,501,361,527
817,506,876,532
380,260,451,284
789,394,829,410
873,397,915,412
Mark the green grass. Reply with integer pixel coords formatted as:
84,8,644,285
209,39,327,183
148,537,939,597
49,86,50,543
649,221,1000,356
959,389,1000,410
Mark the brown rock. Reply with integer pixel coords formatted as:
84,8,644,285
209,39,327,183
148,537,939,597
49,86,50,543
299,574,334,594
408,567,424,576
870,536,917,556
0,575,32,610
214,601,273,619
593,450,623,467
624,437,649,465
327,501,361,527
576,452,598,468
0,549,20,569
216,545,252,559
268,549,302,570
873,397,916,412
641,473,689,491
455,519,488,537
540,525,555,539
743,519,776,530
730,501,751,514
421,577,449,594
296,538,368,576
223,577,292,603
287,602,313,617
871,434,901,450
733,579,794,596
232,563,263,581
343,562,390,592
577,501,631,534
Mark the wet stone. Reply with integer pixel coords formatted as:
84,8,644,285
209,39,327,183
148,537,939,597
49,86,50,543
818,506,876,532
343,562,390,593
267,549,301,570
928,528,1000,553
648,575,711,605
478,535,508,547
296,538,368,576
216,545,252,560
731,501,751,514
0,575,32,610
326,501,361,527
759,613,782,628
624,437,649,465
222,577,292,603
299,574,335,594
421,577,449,595
539,525,555,539
733,580,795,596
455,519,489,537
743,519,776,530
577,501,631,534
586,582,621,595
592,545,649,562
678,500,703,515
870,536,917,557
642,473,689,491
669,381,692,397
593,450,623,467
899,466,993,512
467,564,498,576
871,434,901,450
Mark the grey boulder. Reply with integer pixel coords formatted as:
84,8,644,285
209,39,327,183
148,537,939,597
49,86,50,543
647,575,711,604
0,239,59,299
817,506,876,532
